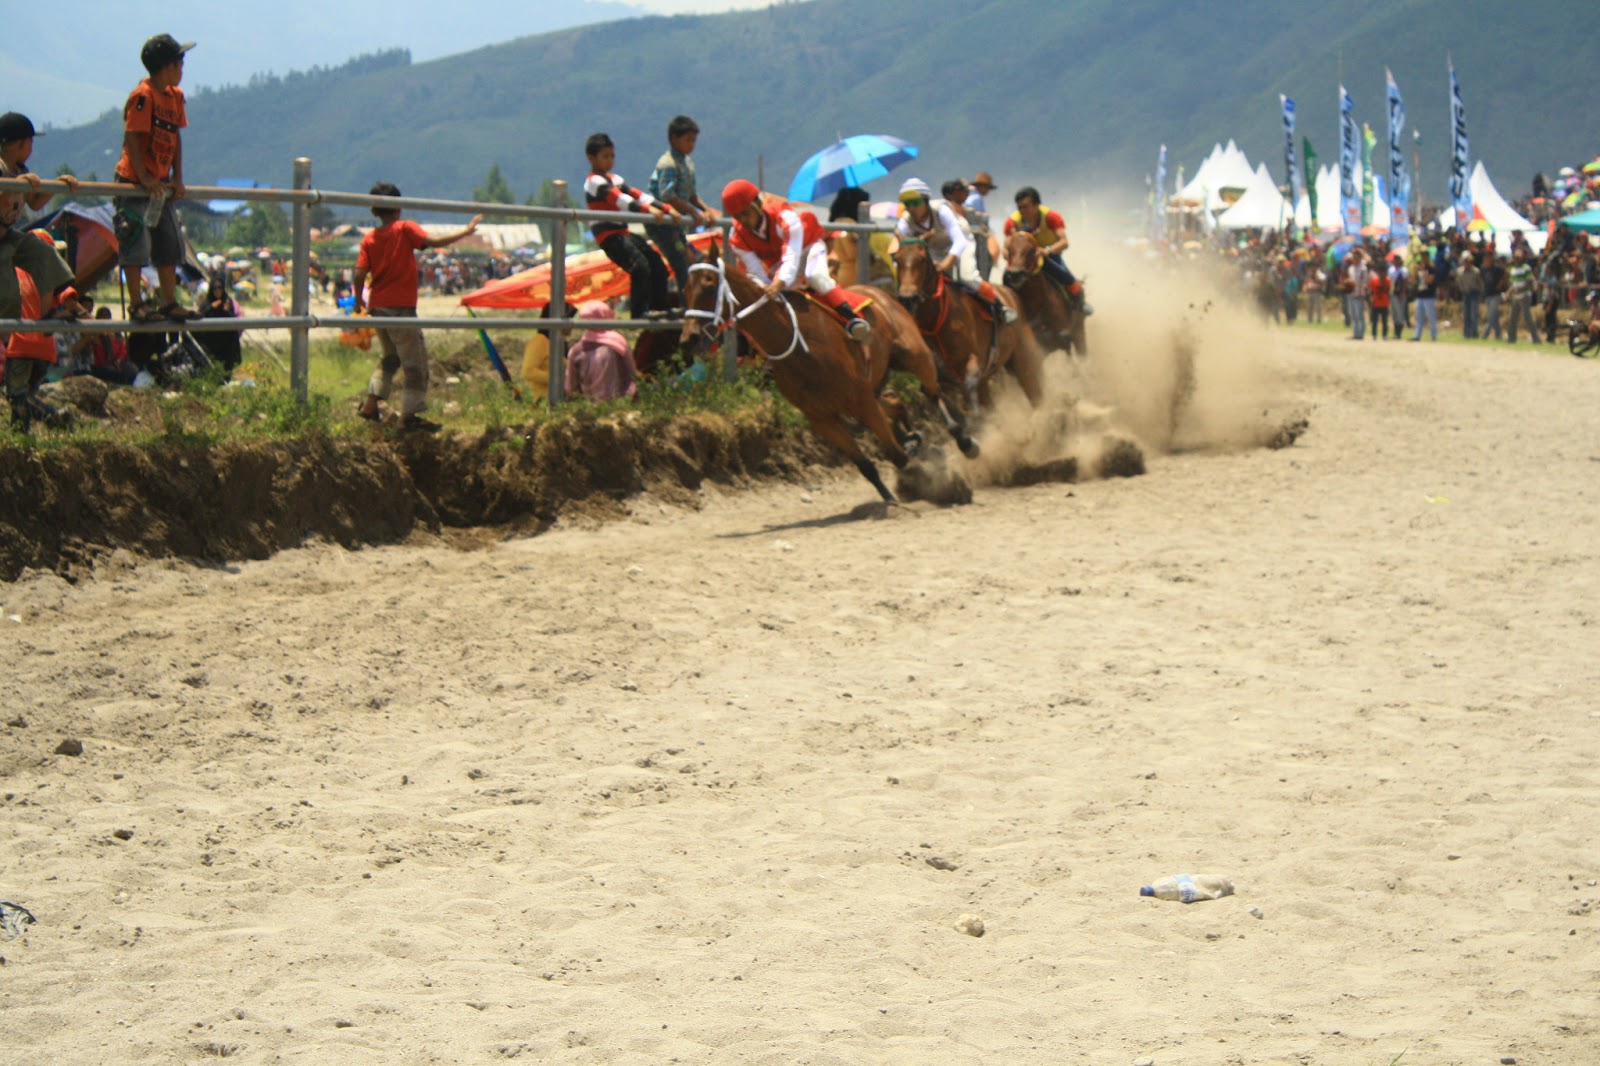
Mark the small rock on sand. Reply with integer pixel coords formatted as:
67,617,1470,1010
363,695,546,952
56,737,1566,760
54,739,84,757
953,914,984,938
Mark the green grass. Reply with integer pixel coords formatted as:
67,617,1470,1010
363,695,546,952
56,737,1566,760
0,333,799,453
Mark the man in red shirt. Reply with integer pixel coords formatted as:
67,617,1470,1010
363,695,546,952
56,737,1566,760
113,34,197,322
353,182,481,433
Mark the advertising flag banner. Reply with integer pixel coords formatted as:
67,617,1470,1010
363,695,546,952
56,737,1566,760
1339,86,1360,235
1449,59,1472,225
1362,123,1377,225
1304,137,1319,226
1281,95,1302,226
1153,144,1167,241
1386,68,1409,240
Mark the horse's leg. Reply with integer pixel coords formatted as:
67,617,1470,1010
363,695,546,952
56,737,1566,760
1008,332,1047,407
809,413,897,502
889,321,977,457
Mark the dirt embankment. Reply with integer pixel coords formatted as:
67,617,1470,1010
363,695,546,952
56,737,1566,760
0,412,838,582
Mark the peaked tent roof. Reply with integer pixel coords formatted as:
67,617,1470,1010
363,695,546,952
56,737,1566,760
1215,163,1289,230
1436,161,1537,233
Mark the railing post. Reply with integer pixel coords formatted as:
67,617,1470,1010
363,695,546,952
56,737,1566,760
290,158,312,407
547,180,570,406
856,202,871,294
721,221,738,383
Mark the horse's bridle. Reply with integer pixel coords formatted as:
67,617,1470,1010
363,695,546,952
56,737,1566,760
683,258,808,362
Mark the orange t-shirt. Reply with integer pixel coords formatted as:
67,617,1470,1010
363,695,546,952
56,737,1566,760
114,79,187,184
357,220,430,308
6,269,57,363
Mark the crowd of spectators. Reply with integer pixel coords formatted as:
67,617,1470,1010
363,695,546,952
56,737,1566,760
1216,214,1598,346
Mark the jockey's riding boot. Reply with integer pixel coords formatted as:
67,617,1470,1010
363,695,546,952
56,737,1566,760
976,280,1019,324
1069,281,1095,316
836,300,873,343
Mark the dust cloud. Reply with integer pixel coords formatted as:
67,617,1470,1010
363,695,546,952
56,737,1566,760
899,233,1301,504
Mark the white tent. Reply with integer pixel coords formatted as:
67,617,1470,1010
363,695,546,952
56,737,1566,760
1436,161,1539,251
1215,163,1290,230
1177,140,1256,213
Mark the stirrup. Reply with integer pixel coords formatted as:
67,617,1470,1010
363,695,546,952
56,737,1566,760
996,302,1018,325
846,317,872,342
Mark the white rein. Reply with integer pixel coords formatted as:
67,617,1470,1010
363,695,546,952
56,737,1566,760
683,259,808,362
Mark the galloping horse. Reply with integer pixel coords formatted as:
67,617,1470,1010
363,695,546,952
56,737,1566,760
680,243,976,502
1002,230,1088,356
892,238,1044,411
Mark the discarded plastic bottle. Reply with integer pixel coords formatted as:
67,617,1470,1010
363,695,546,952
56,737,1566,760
143,186,168,227
1140,874,1234,903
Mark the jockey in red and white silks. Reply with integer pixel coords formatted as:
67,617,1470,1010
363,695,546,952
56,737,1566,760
721,179,871,341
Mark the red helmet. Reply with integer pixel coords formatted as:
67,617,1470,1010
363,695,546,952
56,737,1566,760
722,179,761,216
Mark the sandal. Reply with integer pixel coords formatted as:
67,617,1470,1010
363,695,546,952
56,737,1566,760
129,302,163,324
159,303,201,322
399,414,441,434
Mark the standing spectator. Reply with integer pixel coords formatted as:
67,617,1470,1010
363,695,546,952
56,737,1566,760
1411,254,1439,341
113,34,199,323
1456,252,1483,338
647,115,717,292
563,301,637,402
1303,259,1324,323
1540,253,1564,344
353,181,482,432
965,170,997,281
1482,252,1507,341
1368,261,1390,340
1282,258,1300,323
584,132,679,319
1345,249,1370,339
1388,254,1409,338
1505,248,1540,344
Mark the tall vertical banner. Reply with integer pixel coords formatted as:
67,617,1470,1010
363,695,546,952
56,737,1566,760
1448,59,1472,226
1281,95,1301,232
1304,137,1319,229
1339,86,1360,235
1153,144,1167,242
1361,123,1377,225
1386,68,1410,242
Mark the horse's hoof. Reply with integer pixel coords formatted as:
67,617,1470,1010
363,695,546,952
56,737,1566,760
959,437,981,459
901,431,924,457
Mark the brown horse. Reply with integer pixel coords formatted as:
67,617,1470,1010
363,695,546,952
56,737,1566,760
892,238,1044,411
680,244,977,502
1002,230,1088,356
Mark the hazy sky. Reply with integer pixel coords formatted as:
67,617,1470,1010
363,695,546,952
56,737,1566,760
3,0,777,129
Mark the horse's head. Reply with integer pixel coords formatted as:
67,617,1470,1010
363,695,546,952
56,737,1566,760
1002,230,1040,289
679,241,726,356
892,238,936,310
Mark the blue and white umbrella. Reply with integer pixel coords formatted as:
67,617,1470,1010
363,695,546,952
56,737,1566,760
786,134,920,204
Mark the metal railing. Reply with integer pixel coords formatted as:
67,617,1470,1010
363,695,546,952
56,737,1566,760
0,166,899,407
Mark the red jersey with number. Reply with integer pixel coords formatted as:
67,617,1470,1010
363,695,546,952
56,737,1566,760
114,79,187,184
358,220,430,308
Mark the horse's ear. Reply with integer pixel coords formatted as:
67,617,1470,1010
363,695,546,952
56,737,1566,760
709,238,722,264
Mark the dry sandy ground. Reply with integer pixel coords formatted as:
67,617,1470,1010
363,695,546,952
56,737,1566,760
2,313,1598,1064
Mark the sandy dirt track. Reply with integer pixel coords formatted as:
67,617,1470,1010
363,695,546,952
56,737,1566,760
2,324,1598,1064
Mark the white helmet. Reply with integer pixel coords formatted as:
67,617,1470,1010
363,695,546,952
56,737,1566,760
898,177,932,201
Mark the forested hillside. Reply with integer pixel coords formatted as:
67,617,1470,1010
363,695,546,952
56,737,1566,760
36,0,1596,217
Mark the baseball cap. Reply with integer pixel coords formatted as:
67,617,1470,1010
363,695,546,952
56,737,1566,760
141,34,196,73
0,112,40,143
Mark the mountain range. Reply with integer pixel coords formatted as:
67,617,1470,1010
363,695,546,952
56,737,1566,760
28,0,1599,221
